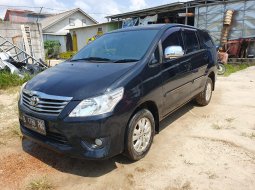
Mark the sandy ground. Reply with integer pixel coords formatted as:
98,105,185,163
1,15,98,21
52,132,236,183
0,67,255,190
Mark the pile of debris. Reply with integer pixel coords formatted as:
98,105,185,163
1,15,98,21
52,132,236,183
0,52,46,77
0,35,48,77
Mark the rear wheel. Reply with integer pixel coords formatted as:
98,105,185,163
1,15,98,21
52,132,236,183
195,78,213,106
124,109,155,161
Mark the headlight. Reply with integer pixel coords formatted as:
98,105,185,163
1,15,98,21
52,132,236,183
69,87,124,117
19,82,27,101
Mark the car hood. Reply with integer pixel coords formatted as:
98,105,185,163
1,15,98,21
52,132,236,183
25,61,136,100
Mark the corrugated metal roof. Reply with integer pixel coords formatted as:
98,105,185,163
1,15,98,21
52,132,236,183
106,2,185,20
106,0,236,20
41,8,98,30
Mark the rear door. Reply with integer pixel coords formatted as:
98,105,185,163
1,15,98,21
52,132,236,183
182,29,208,97
161,27,193,116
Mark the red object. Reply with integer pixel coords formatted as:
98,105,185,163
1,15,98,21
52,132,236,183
4,9,34,23
227,39,241,58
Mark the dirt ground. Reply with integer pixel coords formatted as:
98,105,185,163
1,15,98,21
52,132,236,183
0,67,255,190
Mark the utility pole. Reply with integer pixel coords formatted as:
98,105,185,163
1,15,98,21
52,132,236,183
36,7,43,23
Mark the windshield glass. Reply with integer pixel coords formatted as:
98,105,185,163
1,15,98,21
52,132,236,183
71,29,159,63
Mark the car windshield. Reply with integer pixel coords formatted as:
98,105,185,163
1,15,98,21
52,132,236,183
71,29,159,63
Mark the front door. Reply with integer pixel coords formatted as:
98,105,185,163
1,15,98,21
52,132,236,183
161,27,193,116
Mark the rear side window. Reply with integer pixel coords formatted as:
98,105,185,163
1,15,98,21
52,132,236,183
183,30,200,54
199,30,214,48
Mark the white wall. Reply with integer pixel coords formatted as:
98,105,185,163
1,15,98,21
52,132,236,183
43,11,96,35
74,24,108,50
0,22,45,60
70,22,120,50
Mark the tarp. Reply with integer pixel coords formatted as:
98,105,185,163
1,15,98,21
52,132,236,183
195,0,255,45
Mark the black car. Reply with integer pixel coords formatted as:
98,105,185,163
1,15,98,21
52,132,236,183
19,24,217,161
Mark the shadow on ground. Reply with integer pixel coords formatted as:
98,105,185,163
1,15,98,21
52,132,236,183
22,102,195,177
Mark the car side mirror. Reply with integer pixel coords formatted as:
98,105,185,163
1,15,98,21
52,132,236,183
164,46,184,59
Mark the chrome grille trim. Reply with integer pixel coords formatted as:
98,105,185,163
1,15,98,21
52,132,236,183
21,89,72,115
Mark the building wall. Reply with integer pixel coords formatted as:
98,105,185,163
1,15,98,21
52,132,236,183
195,0,255,45
43,34,67,53
43,11,96,35
0,22,45,60
70,22,119,50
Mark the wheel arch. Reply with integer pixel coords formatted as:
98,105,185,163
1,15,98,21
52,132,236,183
208,71,216,90
129,101,160,134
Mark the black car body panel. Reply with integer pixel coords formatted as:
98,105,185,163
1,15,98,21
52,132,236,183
19,24,217,160
25,61,136,100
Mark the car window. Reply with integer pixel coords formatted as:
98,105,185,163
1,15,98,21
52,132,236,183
162,31,183,52
161,31,184,61
71,30,159,63
154,45,160,62
199,30,214,48
183,30,200,54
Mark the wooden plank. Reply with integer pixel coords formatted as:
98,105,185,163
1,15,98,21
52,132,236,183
21,25,30,55
21,25,32,64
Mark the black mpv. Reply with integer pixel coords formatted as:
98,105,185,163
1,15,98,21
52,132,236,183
19,24,217,161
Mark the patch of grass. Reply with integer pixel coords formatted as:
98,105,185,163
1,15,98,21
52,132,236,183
10,124,22,139
225,117,235,123
167,181,192,190
211,123,221,130
26,176,54,190
184,160,194,165
241,132,255,139
224,63,254,76
0,71,32,89
0,139,6,146
135,167,146,173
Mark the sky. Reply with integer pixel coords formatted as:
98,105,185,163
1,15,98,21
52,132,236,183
0,0,188,22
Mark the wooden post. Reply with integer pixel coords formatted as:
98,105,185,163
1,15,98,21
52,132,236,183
185,5,188,25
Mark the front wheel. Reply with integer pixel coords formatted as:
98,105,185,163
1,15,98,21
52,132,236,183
124,109,155,161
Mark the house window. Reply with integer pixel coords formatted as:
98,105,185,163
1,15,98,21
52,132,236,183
82,19,86,26
69,18,75,26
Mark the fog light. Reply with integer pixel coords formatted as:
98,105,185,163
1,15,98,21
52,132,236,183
95,138,103,146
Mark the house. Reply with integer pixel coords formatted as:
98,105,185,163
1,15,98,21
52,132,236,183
41,8,98,53
4,8,98,53
4,9,52,23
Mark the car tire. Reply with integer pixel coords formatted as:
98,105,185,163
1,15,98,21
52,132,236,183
195,77,213,106
124,109,155,161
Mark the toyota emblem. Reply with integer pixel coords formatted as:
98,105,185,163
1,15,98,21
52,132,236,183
30,96,39,106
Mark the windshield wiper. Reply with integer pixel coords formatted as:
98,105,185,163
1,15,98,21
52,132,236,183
114,59,139,63
71,57,112,62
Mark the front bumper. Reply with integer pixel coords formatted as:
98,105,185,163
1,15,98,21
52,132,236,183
19,104,130,160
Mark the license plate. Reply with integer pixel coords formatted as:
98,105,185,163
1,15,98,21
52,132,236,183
21,114,46,135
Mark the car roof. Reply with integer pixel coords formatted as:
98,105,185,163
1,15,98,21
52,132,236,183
109,24,199,34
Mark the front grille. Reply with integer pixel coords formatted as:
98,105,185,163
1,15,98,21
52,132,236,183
22,89,72,115
22,125,69,145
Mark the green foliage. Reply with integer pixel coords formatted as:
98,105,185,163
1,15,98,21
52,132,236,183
224,63,253,76
44,40,61,59
0,71,32,89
